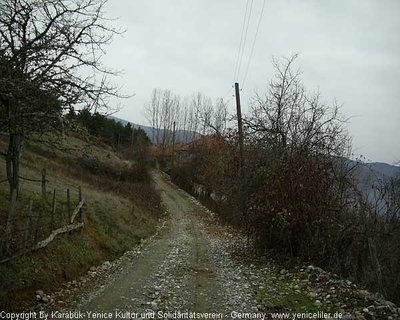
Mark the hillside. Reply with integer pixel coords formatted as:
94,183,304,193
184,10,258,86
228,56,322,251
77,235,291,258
0,133,163,310
345,159,400,207
357,161,400,181
109,115,201,144
369,162,400,177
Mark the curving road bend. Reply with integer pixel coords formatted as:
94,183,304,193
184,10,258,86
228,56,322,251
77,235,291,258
70,170,257,318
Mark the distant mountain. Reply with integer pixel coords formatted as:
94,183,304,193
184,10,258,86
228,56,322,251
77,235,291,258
108,115,201,144
368,162,400,178
347,160,400,184
343,159,400,212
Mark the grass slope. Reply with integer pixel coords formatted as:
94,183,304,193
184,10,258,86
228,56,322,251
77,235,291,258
0,133,162,310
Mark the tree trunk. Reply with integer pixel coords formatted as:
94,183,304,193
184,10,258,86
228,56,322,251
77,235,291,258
3,133,23,253
7,133,22,198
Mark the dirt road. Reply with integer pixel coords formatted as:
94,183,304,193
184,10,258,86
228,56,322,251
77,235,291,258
45,171,398,319
74,170,257,315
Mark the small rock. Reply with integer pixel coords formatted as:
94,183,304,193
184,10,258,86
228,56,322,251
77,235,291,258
308,292,318,298
385,300,396,308
356,289,371,300
299,282,308,289
314,300,322,308
102,261,111,270
35,290,44,297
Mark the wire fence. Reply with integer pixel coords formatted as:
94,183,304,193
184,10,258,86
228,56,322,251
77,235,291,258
0,170,84,262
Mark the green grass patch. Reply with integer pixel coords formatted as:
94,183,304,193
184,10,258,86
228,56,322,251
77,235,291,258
254,275,329,313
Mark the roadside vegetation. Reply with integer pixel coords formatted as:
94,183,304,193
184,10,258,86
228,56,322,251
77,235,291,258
0,112,163,309
148,55,400,304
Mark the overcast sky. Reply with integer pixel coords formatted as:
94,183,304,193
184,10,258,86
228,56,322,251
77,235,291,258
101,0,399,164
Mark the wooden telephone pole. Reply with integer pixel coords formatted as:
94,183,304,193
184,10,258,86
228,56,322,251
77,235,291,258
235,82,244,168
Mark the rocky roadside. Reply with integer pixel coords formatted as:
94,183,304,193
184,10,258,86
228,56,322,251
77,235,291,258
183,187,400,320
31,216,170,311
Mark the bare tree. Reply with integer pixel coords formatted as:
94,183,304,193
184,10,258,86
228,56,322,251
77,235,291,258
180,96,190,143
239,54,354,256
209,98,228,135
0,0,125,244
143,88,162,144
190,93,203,140
143,88,229,147
246,54,348,158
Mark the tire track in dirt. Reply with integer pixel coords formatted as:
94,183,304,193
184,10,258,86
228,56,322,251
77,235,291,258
75,170,224,313
153,172,223,312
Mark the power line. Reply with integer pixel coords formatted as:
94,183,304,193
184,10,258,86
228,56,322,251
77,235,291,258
242,0,266,88
236,0,254,82
232,0,250,83
222,86,233,99
222,85,235,102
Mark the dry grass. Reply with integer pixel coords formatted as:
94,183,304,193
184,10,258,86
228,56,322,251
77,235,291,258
0,132,162,310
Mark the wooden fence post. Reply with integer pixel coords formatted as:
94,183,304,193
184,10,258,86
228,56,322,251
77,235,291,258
51,189,56,230
78,186,83,223
23,200,33,248
42,169,47,200
67,189,71,222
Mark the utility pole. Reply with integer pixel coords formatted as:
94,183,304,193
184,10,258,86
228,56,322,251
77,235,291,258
235,82,244,168
172,121,176,169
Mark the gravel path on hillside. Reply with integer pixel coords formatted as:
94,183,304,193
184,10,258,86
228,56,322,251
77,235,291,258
37,171,400,320
43,171,260,317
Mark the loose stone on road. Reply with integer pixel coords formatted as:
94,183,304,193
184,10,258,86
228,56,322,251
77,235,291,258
72,170,257,315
